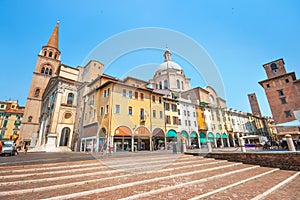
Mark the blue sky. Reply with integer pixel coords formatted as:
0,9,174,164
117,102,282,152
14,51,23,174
0,0,299,117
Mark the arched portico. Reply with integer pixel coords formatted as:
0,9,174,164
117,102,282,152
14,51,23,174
114,125,132,152
152,128,165,150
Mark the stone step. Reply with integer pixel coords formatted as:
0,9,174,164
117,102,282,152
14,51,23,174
0,159,240,199
0,158,228,194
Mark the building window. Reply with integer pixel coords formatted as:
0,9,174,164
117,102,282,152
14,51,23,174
177,80,180,89
178,109,180,115
266,84,270,88
164,80,168,89
187,111,190,117
49,69,52,75
49,51,53,58
185,120,187,126
140,108,145,120
100,107,104,116
166,115,171,124
104,90,107,97
107,88,110,96
194,121,197,127
173,116,178,125
140,93,144,101
28,116,33,122
105,105,109,115
0,104,4,108
64,112,72,119
122,89,126,97
165,103,170,110
34,88,40,98
44,51,47,56
171,104,177,112
181,81,184,90
128,91,133,99
128,106,133,115
285,79,289,83
152,95,155,103
277,90,284,96
159,97,162,104
184,110,186,116
178,119,181,125
134,92,138,99
284,110,292,118
67,93,74,105
159,111,163,119
115,105,120,114
193,112,196,117
3,119,8,127
281,97,287,104
41,67,45,73
270,63,278,71
159,82,162,90
188,120,191,126
153,110,156,118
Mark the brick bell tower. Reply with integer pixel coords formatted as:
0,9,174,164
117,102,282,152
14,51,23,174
259,59,300,130
19,21,61,145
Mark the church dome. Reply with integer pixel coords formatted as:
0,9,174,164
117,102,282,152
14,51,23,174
156,61,182,71
156,49,182,71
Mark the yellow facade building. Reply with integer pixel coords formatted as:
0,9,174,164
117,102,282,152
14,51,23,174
0,100,24,141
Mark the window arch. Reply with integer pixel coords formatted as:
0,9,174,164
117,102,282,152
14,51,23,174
28,116,33,122
159,81,162,89
271,63,278,71
67,93,74,105
44,51,47,56
49,51,53,58
60,127,70,146
181,81,184,90
164,80,168,89
34,88,40,98
49,69,52,75
177,80,180,89
54,54,57,60
41,67,45,73
45,68,49,74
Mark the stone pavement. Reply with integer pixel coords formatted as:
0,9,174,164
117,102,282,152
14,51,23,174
0,152,299,199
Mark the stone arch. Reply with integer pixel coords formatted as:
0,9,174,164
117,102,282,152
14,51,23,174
60,127,70,146
114,125,132,137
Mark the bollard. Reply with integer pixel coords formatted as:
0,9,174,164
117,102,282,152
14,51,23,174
285,135,296,152
207,141,212,153
239,138,246,152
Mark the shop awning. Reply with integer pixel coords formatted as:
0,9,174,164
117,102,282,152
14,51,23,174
222,133,227,139
153,128,165,137
216,133,221,139
166,130,177,138
200,132,206,143
181,131,188,139
208,133,214,142
190,132,198,138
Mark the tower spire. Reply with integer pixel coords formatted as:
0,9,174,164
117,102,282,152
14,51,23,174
163,45,172,62
46,21,59,49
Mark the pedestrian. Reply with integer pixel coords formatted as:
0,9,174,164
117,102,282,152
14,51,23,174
0,140,2,155
25,144,29,154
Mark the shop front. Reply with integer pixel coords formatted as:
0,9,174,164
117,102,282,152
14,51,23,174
222,133,228,147
152,128,165,150
200,132,207,145
208,132,215,147
190,131,199,148
166,129,177,150
114,126,132,152
133,126,151,151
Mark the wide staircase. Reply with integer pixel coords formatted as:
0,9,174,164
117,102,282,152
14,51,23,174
0,154,299,199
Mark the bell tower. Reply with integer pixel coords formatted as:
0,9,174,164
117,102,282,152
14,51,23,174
20,21,61,145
